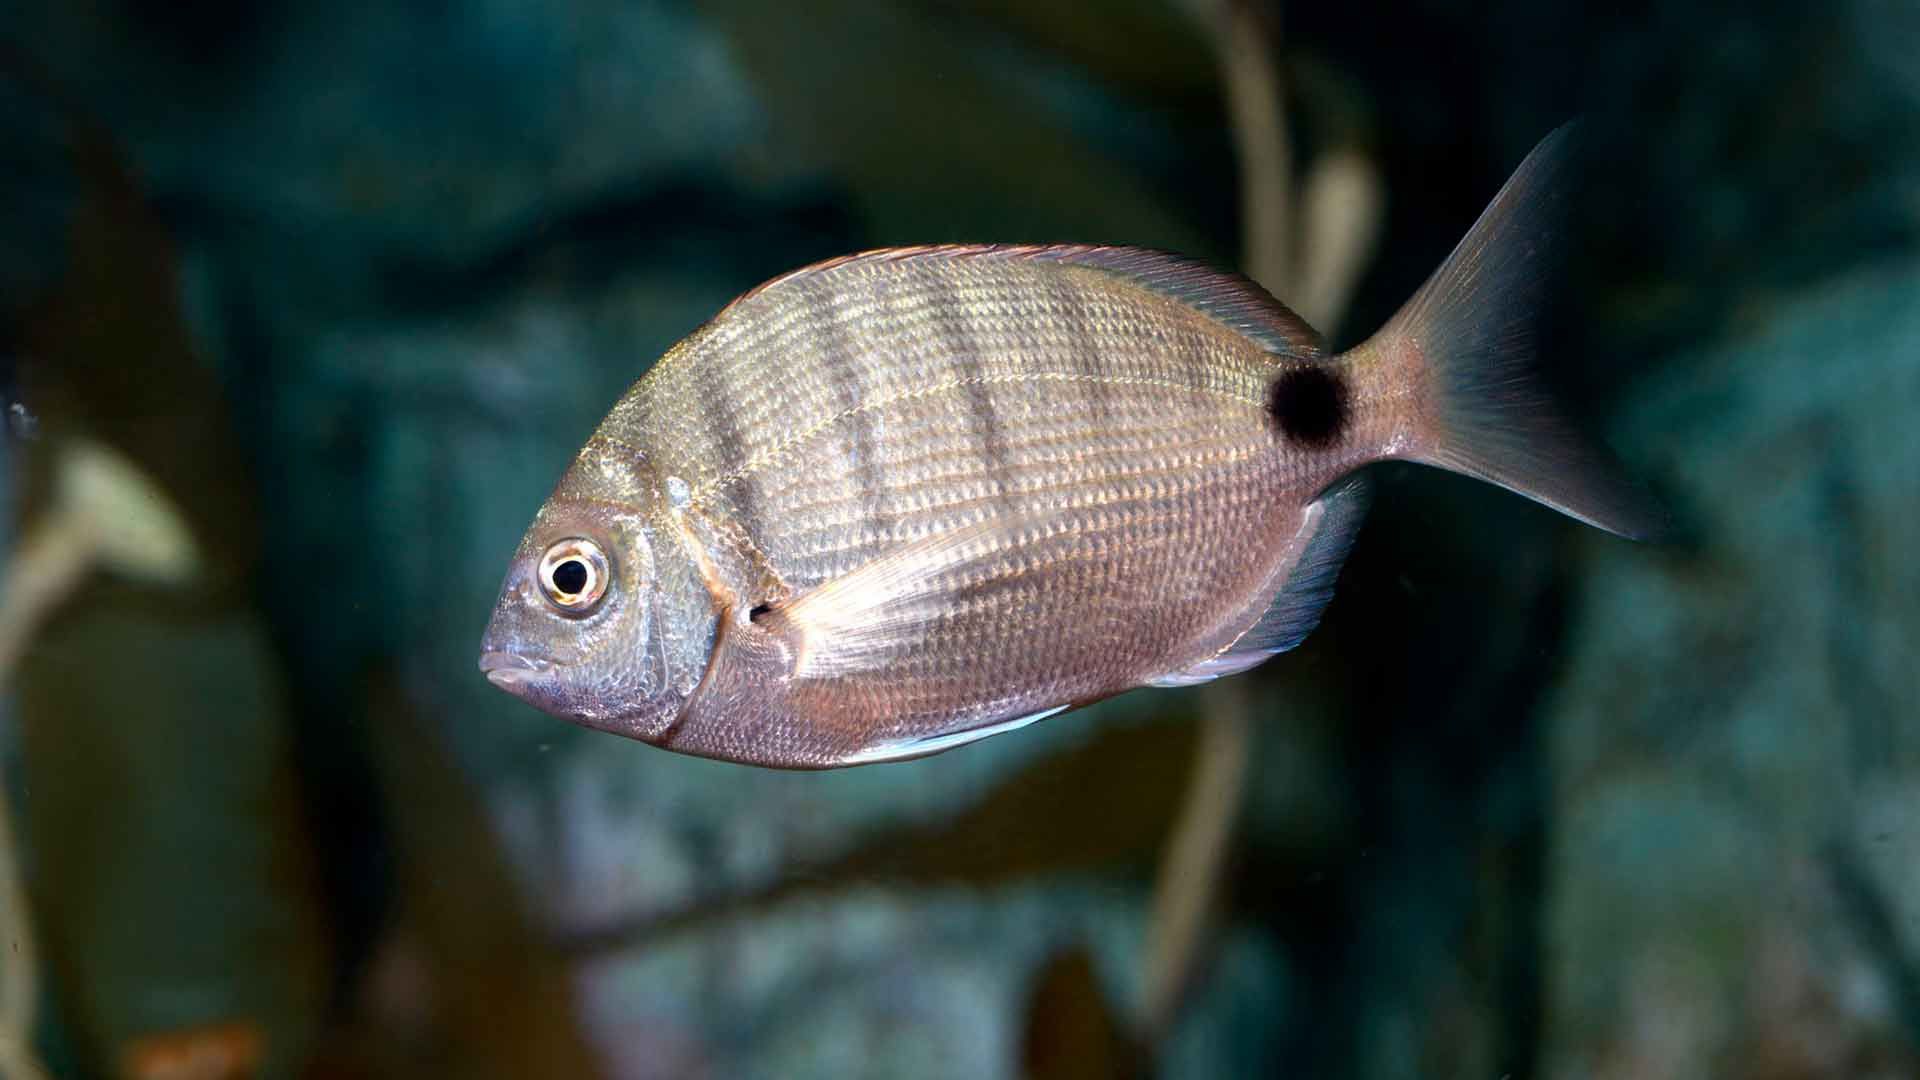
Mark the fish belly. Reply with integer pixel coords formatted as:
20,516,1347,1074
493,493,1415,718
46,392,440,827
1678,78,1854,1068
663,463,1323,767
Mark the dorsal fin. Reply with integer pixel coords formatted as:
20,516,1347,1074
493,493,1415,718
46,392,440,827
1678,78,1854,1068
715,244,1324,360
1149,472,1371,688
1027,245,1324,359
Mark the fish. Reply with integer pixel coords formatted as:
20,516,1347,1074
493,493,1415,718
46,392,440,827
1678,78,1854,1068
478,125,1660,769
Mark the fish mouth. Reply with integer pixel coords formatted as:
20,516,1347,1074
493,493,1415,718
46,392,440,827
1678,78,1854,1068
479,650,558,690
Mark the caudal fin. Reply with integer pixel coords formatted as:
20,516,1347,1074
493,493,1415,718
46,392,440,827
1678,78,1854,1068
1364,124,1663,540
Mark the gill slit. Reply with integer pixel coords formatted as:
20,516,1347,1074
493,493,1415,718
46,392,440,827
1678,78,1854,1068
657,612,725,750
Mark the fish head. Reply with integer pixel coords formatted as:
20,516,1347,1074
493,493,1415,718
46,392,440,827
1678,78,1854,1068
478,443,715,741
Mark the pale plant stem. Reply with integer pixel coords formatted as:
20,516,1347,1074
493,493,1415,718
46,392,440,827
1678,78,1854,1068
1141,679,1254,1039
0,512,97,1080
0,515,94,684
0,787,49,1080
1141,0,1381,1043
1221,3,1293,292
1141,0,1288,1040
1295,150,1386,331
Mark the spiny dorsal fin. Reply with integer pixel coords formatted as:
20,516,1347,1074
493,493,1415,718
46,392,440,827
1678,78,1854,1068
1025,246,1324,359
718,244,1324,361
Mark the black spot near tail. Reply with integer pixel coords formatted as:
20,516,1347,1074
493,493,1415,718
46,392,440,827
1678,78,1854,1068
1267,366,1350,447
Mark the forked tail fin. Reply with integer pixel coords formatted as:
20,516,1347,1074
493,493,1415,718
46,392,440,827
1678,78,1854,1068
1361,124,1663,539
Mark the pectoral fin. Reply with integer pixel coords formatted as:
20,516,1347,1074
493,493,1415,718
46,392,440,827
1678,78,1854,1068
756,511,1053,680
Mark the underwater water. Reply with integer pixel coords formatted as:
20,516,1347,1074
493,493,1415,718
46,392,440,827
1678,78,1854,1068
1,1,1915,1077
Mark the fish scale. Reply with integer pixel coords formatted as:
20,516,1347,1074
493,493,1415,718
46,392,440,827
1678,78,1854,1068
481,127,1663,767
600,250,1330,765
617,258,1295,595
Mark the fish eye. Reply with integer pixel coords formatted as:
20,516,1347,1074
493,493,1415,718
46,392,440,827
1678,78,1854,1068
538,538,611,614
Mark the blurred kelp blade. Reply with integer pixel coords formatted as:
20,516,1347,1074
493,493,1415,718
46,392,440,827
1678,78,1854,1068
19,611,329,1077
1021,946,1139,1080
0,56,78,320
2,74,326,1076
310,669,604,1079
4,64,258,596
703,0,1227,252
927,0,1217,100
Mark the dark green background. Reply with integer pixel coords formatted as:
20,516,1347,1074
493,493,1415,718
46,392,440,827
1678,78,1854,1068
2,1,1914,1076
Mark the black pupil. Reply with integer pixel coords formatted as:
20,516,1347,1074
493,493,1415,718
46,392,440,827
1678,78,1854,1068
552,558,590,595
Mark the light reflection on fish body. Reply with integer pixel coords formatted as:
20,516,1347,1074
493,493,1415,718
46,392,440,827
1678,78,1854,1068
479,127,1658,768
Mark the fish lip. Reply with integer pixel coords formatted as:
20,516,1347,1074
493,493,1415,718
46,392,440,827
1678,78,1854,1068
479,650,558,689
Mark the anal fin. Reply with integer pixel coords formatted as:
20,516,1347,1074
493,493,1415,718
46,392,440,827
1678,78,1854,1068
837,705,1071,765
1149,472,1371,687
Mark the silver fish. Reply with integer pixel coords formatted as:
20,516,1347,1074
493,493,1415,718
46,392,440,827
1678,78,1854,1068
479,127,1658,768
